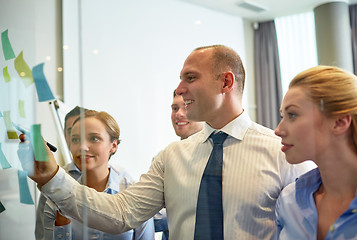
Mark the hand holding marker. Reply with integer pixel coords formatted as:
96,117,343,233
12,122,57,152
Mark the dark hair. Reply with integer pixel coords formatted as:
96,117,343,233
194,45,246,94
64,106,88,130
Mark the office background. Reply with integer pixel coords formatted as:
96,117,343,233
0,0,356,239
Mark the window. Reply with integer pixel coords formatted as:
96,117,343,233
275,12,318,95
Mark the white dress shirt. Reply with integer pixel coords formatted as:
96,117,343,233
41,111,313,240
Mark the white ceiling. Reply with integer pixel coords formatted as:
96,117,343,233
180,0,357,21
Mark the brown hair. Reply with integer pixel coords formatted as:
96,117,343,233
290,65,357,150
64,106,88,134
194,45,246,94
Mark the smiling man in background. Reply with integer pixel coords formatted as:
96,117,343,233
171,89,204,140
154,90,205,239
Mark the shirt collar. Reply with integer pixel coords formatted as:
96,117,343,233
67,161,81,173
295,168,321,209
295,168,357,210
104,167,121,193
200,109,251,143
77,166,121,194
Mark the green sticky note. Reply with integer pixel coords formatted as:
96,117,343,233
3,66,11,83
17,170,34,205
0,143,11,169
0,201,5,213
3,111,19,139
30,124,49,162
14,51,34,87
18,100,26,118
1,29,16,60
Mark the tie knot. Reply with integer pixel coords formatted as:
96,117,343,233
210,131,228,145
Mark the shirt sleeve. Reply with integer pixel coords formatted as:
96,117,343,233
35,193,48,240
279,151,316,188
53,224,71,240
40,157,166,235
133,217,155,240
275,195,283,240
43,199,58,240
154,208,168,232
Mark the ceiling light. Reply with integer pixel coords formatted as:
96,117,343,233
237,1,268,12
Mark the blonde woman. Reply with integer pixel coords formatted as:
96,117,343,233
275,66,357,240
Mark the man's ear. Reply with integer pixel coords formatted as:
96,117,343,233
222,71,234,93
332,114,352,135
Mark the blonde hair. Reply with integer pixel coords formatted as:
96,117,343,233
290,65,357,149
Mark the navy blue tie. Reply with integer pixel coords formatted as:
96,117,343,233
194,131,228,240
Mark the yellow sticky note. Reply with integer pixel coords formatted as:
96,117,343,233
18,100,26,118
2,111,19,139
14,51,34,87
3,66,11,83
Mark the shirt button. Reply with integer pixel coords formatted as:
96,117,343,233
56,234,64,240
329,225,334,232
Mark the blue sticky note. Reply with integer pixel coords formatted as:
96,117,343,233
17,170,34,205
32,63,55,102
0,143,11,169
0,201,5,213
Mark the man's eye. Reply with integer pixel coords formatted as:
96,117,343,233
187,76,195,82
172,107,179,111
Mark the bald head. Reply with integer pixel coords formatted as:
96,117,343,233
193,45,245,94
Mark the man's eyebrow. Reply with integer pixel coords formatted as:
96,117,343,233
182,71,196,77
180,70,198,80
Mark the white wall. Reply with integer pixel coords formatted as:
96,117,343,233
63,0,248,180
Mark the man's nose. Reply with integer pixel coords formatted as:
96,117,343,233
176,107,186,118
175,81,186,96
